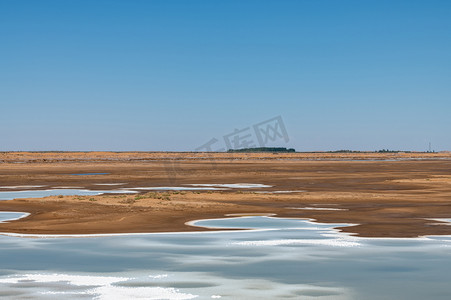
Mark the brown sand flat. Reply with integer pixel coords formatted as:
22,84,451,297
0,152,451,237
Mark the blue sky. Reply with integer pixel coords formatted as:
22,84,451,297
1,0,450,151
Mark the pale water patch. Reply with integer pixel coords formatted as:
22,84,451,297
1,216,451,299
188,216,355,232
287,207,348,211
106,190,139,194
1,195,451,299
425,218,451,225
0,273,127,286
224,213,277,217
232,238,360,247
0,212,30,223
254,190,305,193
0,271,350,300
186,183,272,189
115,183,272,192
0,273,198,300
0,185,46,189
129,187,227,191
69,173,109,176
0,189,138,201
51,186,85,189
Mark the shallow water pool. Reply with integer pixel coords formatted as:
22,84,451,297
0,214,451,299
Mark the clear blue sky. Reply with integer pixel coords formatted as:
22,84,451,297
1,0,450,151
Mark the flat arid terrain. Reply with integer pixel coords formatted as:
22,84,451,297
1,151,451,237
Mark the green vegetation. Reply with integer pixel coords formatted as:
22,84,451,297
376,149,411,153
134,192,171,201
119,198,136,204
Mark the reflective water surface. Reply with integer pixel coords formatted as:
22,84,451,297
1,214,451,299
0,189,137,201
1,187,451,299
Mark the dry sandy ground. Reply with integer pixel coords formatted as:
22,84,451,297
0,152,451,237
1,151,450,163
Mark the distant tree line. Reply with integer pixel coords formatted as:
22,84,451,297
376,149,412,153
227,147,296,153
329,150,362,153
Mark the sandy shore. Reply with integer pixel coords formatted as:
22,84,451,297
1,152,451,237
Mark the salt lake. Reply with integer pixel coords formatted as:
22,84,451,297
1,190,451,299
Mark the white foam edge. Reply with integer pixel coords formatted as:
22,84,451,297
231,238,361,247
254,190,305,193
2,215,319,238
127,187,227,190
425,218,451,224
0,185,46,189
286,207,348,211
185,183,272,188
0,212,30,223
224,213,277,217
0,273,128,286
187,216,357,230
1,215,418,241
0,189,139,196
0,273,198,300
51,187,85,189
0,228,275,238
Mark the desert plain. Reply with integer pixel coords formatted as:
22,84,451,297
1,151,451,237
